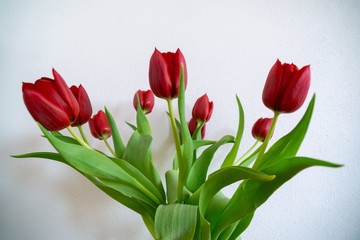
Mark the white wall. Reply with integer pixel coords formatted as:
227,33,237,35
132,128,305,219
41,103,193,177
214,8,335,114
1,1,359,239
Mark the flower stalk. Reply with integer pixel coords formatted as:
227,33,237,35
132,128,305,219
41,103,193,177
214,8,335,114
166,98,184,202
252,112,280,169
67,126,92,149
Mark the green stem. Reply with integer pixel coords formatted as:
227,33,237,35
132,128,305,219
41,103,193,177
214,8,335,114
166,99,183,202
77,125,90,145
67,126,92,149
234,140,259,166
252,112,280,170
104,138,116,157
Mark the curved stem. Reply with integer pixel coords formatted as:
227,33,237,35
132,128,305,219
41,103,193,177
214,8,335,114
252,112,280,170
67,126,92,149
234,140,259,166
104,138,116,157
166,99,183,202
77,125,90,145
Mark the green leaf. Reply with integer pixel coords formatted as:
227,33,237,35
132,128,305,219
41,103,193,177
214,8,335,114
123,131,165,201
12,152,65,163
199,166,275,220
105,107,126,158
13,151,156,219
212,157,342,237
221,96,245,168
126,121,138,131
259,94,315,169
38,124,163,207
165,170,178,204
228,213,254,240
186,135,234,192
154,204,198,240
193,140,216,149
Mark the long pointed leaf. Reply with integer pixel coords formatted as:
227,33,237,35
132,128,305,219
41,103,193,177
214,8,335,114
221,96,244,167
38,124,163,207
105,107,126,158
259,94,315,169
199,166,275,219
123,131,165,201
212,157,342,237
154,204,198,240
186,135,234,192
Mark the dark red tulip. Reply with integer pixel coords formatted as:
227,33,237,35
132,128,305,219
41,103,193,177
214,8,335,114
262,59,310,113
89,110,112,140
188,118,206,139
251,117,273,142
22,69,80,131
149,48,187,99
192,94,213,122
70,85,92,126
133,89,155,114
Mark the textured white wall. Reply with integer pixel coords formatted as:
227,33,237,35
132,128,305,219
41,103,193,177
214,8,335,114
1,0,359,239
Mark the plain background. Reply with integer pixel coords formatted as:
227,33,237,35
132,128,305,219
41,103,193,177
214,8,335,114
1,0,359,239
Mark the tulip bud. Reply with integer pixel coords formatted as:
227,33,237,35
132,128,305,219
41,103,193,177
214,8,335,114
262,59,310,113
149,48,187,99
70,85,93,126
192,94,213,122
188,118,206,139
251,117,273,142
133,89,155,114
22,69,80,131
89,110,112,140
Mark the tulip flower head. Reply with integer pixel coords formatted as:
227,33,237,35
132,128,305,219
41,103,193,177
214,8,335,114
22,69,80,131
70,84,93,126
188,117,206,139
133,89,155,114
192,94,213,122
149,48,187,99
262,59,311,113
252,117,273,142
89,110,112,140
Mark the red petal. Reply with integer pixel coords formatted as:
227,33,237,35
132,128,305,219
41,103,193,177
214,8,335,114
149,49,173,98
262,59,283,111
52,69,79,122
22,84,71,131
279,65,311,113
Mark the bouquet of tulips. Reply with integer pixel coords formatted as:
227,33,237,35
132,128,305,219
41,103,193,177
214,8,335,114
14,48,341,240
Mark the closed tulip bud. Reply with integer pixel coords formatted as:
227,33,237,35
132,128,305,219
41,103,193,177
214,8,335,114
70,85,93,126
262,59,311,113
188,118,206,139
192,94,213,122
22,69,80,131
89,110,111,140
252,117,273,142
133,89,155,114
149,48,187,99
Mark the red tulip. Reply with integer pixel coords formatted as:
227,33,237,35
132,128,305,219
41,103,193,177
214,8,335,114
251,118,273,142
133,89,155,114
149,48,187,99
262,59,311,113
192,94,213,122
22,69,80,131
188,118,206,139
70,85,92,126
89,110,112,140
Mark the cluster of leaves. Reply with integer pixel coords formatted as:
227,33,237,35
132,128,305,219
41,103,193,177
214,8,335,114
14,76,341,240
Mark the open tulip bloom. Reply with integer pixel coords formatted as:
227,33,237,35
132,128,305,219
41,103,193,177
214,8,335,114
14,51,341,240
